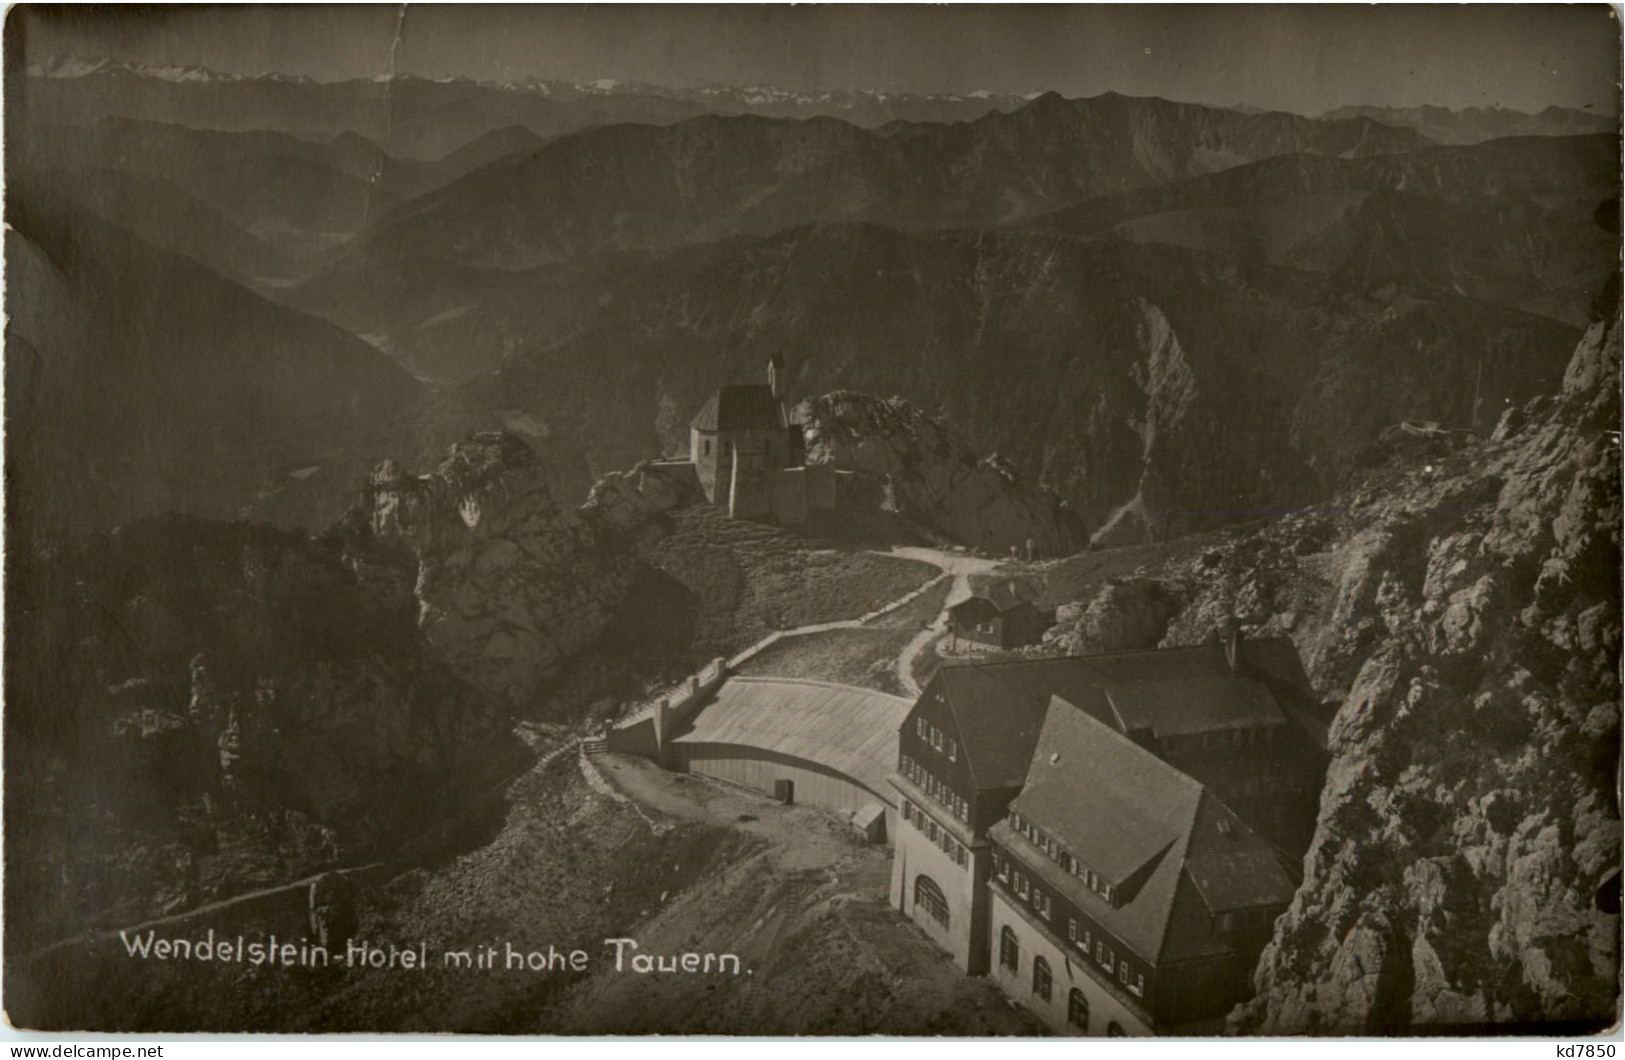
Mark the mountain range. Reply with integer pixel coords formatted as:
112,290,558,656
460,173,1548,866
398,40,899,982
1321,102,1617,145
18,57,1037,159
336,92,1431,271
8,62,1619,548
1023,134,1621,326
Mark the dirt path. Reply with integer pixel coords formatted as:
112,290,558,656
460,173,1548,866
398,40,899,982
561,753,1044,1036
590,753,859,872
875,547,1003,695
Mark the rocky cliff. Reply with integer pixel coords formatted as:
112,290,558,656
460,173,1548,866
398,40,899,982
797,391,1085,555
333,433,663,709
1228,305,1621,1034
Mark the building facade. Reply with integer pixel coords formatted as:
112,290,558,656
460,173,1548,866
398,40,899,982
888,634,1326,1035
690,355,813,520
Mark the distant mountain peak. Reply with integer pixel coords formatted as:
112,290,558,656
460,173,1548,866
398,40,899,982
1318,101,1617,144
28,54,315,86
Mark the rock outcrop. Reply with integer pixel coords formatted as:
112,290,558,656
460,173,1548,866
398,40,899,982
340,433,643,708
797,391,1085,555
579,460,696,537
1043,577,1186,655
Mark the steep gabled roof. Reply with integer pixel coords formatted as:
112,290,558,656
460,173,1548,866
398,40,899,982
996,702,1202,961
1103,674,1283,738
933,637,1311,792
691,385,788,432
1013,697,1198,885
998,700,1294,965
957,576,1040,614
932,659,1117,791
1182,790,1297,914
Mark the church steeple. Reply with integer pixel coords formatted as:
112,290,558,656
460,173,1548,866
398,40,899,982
767,353,785,399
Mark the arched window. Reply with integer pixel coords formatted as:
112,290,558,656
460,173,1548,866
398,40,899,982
1068,988,1089,1032
1032,955,1053,1001
914,875,949,928
1107,1021,1127,1037
999,926,1020,971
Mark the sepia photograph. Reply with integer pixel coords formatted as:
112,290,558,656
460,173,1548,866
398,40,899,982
2,2,1621,1040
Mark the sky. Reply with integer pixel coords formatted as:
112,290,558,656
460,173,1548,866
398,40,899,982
13,4,1622,116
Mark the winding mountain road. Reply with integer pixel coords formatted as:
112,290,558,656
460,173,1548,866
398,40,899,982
874,547,1003,696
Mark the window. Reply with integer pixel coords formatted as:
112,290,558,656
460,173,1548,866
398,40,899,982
1079,928,1092,953
947,738,957,762
930,727,942,751
916,718,926,739
1015,873,1029,899
996,855,1010,882
703,439,712,457
1068,989,1090,1032
1101,947,1115,974
1067,919,1078,942
915,875,950,928
1119,962,1130,986
1131,972,1145,998
1000,926,1020,971
1033,956,1053,1001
